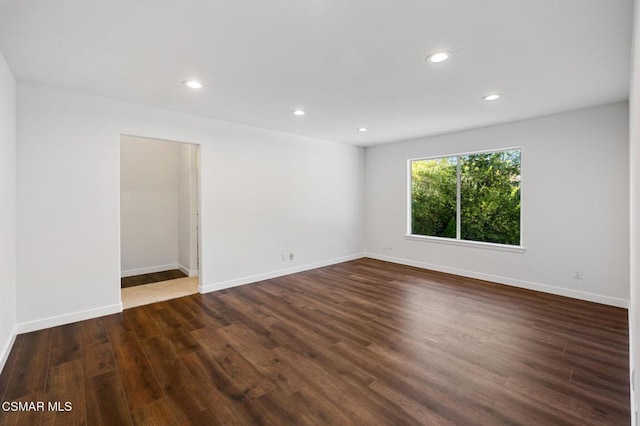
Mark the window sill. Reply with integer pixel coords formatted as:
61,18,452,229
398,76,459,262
404,234,526,253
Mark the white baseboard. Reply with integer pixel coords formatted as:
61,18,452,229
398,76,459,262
177,264,198,277
199,253,366,294
365,252,629,308
121,264,178,278
17,303,123,334
0,325,17,375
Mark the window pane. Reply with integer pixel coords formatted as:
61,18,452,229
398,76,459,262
460,150,521,245
411,157,457,238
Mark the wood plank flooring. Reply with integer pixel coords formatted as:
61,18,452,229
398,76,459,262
0,258,630,425
121,270,187,289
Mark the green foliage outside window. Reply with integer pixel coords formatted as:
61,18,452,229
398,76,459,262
411,149,521,245
411,158,457,238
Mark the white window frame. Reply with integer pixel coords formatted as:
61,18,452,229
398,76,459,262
405,147,525,254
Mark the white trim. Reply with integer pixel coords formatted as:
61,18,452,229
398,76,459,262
364,252,629,308
407,146,523,163
17,303,123,334
0,325,17,375
199,253,366,294
121,263,179,278
177,264,198,277
456,158,461,240
406,158,412,235
404,234,526,253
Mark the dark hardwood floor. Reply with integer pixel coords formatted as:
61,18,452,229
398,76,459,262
121,269,187,289
0,258,630,425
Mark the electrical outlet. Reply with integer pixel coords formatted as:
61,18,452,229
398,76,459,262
289,252,294,261
281,253,286,262
573,270,582,280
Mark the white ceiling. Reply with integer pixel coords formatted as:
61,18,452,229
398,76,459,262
0,0,633,146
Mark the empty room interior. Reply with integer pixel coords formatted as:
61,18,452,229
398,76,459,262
1,0,640,425
119,135,200,309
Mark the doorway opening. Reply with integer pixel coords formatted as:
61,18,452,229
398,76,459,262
119,135,200,309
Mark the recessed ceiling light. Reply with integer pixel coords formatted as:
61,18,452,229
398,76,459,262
183,80,204,89
426,52,450,63
482,93,502,101
357,127,368,132
292,110,306,116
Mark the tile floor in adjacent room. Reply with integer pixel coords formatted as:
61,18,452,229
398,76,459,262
121,276,199,309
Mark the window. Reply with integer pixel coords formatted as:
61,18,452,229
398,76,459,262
409,148,521,247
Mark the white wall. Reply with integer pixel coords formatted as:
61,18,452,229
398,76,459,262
178,143,198,276
629,0,639,422
365,102,630,307
0,52,16,371
120,136,181,276
16,82,364,331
